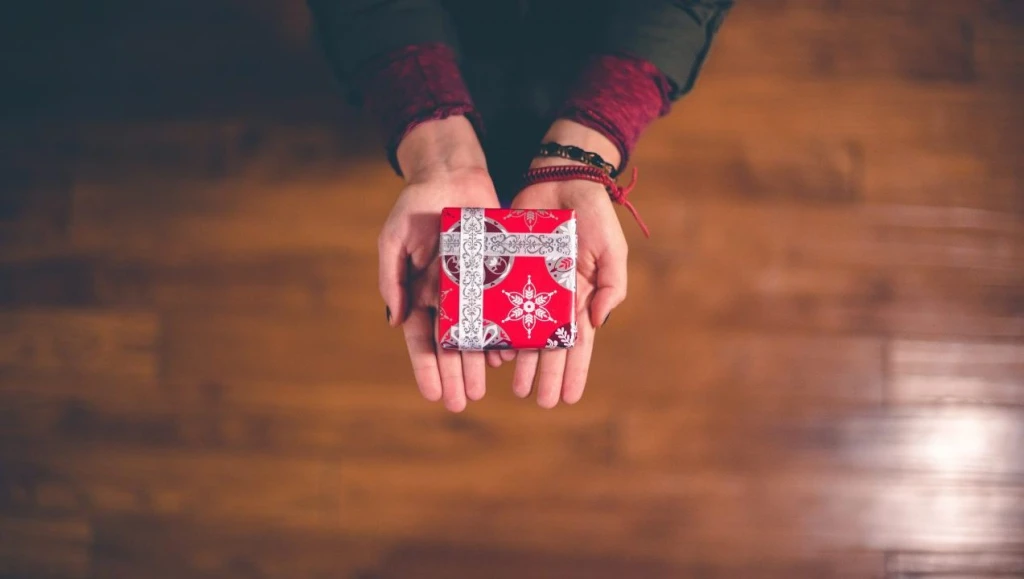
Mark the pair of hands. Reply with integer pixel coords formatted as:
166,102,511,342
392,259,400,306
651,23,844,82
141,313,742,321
378,116,628,412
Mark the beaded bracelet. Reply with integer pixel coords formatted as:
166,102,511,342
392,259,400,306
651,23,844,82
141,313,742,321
536,142,618,177
520,164,649,238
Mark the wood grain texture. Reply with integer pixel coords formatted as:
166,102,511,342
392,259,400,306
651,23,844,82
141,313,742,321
0,516,90,579
1,0,1022,577
888,340,1024,405
0,310,158,378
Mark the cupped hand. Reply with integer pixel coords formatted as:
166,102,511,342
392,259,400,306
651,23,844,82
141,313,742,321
379,117,500,412
494,119,630,408
506,177,628,408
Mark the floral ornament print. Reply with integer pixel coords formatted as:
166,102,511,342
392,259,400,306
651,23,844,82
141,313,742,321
501,275,557,338
505,209,557,232
437,288,453,322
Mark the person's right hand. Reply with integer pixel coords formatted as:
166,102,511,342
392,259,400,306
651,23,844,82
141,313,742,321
379,116,501,412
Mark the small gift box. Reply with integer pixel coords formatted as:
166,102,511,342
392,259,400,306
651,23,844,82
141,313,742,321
438,207,578,351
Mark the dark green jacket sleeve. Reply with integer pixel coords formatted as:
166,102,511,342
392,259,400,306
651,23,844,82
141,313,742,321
602,0,734,100
306,0,461,99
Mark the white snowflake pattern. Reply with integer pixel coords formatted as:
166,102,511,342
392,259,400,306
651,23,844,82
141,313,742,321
501,275,556,338
504,209,558,232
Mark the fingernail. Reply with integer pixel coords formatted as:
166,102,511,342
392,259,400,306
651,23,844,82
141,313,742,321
386,306,392,324
603,313,611,327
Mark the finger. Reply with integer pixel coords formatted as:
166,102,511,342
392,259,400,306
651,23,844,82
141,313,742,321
436,342,467,412
487,350,503,368
589,243,628,328
512,350,540,399
562,318,595,405
462,351,487,401
535,349,567,409
402,308,442,402
485,350,505,368
378,234,409,327
499,349,517,363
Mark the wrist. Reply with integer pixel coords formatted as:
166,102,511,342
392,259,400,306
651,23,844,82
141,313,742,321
531,120,622,170
396,116,488,183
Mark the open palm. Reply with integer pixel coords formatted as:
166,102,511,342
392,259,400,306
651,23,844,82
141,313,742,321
379,166,501,412
503,179,628,407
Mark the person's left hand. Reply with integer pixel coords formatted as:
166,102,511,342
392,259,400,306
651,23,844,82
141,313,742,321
490,174,629,408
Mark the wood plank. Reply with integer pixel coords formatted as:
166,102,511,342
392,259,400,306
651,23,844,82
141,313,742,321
0,251,382,314
1,448,339,528
639,196,1022,272
622,404,1024,482
887,551,1024,576
628,200,1024,338
160,310,407,384
0,310,158,378
0,379,615,463
646,78,1021,152
69,123,392,259
88,515,881,579
371,543,884,579
71,121,375,183
91,516,383,579
591,329,884,405
90,252,380,314
0,516,90,579
635,135,863,203
888,340,1024,405
861,143,1020,212
709,8,975,82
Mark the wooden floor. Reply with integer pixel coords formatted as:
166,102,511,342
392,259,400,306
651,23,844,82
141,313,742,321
1,1,1023,577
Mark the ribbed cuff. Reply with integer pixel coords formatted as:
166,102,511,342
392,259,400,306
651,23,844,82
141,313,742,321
555,54,672,170
354,43,483,175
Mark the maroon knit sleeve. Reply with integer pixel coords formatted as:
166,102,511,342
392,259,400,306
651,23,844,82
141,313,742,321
354,43,483,175
555,54,673,170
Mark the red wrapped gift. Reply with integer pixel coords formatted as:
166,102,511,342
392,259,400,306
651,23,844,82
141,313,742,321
438,207,578,351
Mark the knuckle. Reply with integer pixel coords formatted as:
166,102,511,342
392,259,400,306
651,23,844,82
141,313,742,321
377,228,402,252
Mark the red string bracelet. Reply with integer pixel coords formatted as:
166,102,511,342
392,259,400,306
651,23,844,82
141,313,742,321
520,165,651,238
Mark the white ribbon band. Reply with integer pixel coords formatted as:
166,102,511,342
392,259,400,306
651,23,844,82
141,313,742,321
440,232,577,258
450,212,577,351
457,208,486,350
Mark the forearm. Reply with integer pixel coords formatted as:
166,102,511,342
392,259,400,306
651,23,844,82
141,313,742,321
307,1,481,175
554,54,670,170
396,115,487,183
357,43,482,175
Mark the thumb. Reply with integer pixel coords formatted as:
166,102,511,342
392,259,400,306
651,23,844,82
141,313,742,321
588,244,628,328
378,236,409,328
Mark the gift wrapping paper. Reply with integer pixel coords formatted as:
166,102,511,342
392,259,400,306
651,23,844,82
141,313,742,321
438,207,578,351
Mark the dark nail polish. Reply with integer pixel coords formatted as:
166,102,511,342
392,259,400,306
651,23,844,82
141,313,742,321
603,313,611,327
386,306,392,324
